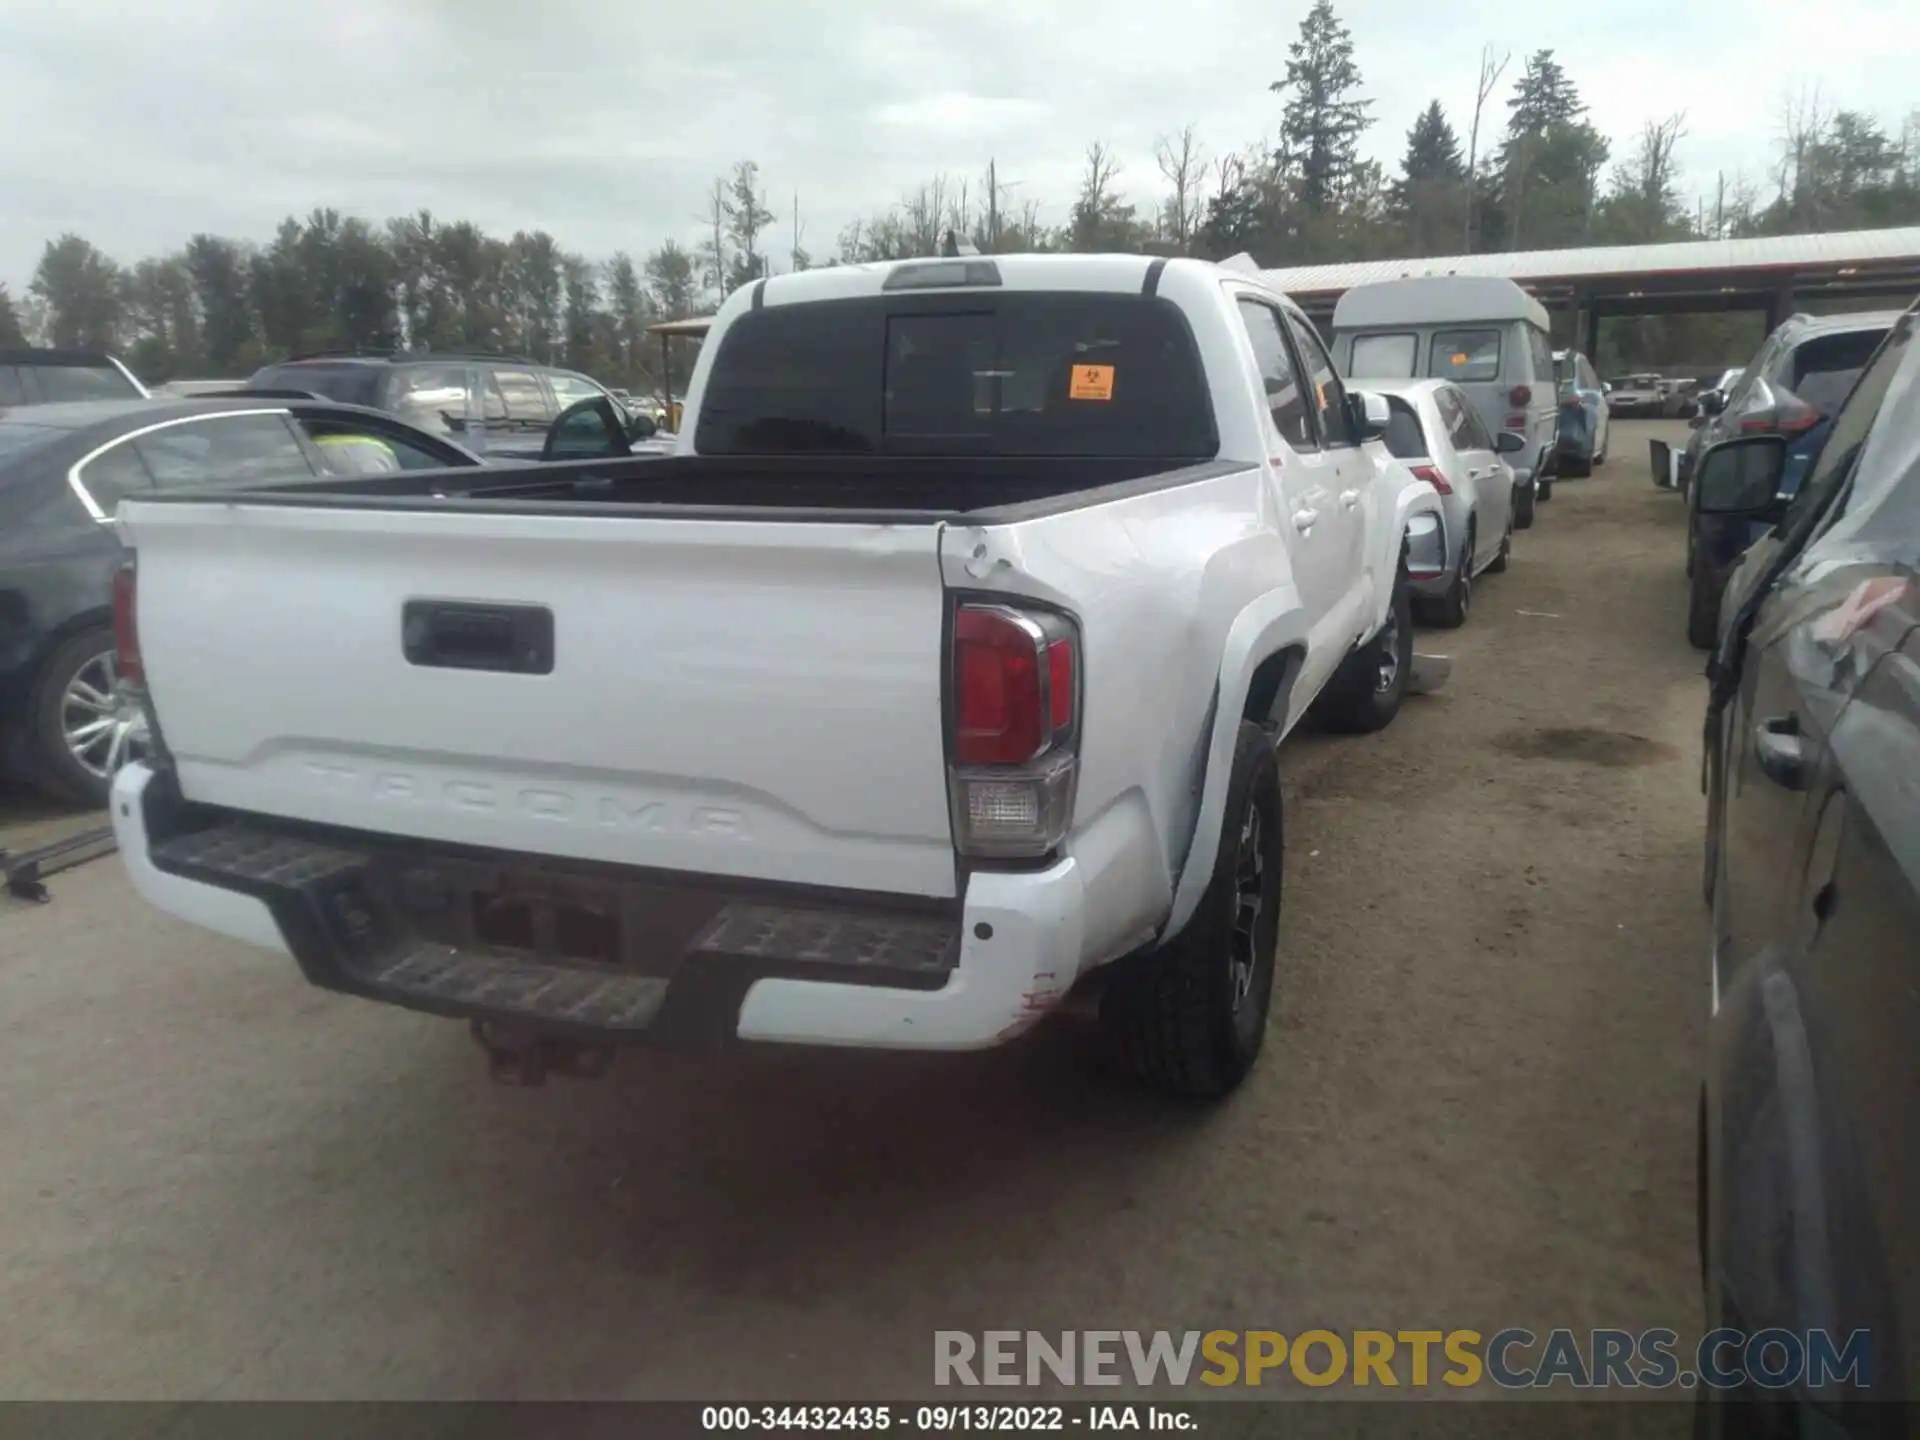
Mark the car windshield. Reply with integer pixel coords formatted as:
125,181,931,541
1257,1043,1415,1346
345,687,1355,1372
29,365,142,402
695,292,1218,457
1428,330,1500,383
1350,333,1418,378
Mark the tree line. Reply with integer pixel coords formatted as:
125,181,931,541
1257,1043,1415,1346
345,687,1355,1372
5,0,1918,386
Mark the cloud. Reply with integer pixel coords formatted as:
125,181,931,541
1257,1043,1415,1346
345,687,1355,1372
2,0,1915,286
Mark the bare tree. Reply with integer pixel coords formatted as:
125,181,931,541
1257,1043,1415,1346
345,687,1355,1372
1774,83,1830,214
698,178,728,299
1463,44,1510,251
1154,124,1208,250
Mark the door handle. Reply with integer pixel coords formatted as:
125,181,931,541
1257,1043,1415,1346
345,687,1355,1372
1754,715,1809,791
1338,489,1362,509
1292,507,1319,534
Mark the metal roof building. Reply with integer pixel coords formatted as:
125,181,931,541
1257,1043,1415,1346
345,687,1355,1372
1263,227,1920,347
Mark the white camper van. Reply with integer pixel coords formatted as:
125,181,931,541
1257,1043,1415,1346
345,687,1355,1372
1332,276,1561,528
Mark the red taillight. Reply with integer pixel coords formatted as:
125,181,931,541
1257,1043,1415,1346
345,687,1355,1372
1505,413,1527,432
112,561,143,689
1509,385,1532,407
949,602,1080,859
1740,398,1823,436
1409,462,1452,496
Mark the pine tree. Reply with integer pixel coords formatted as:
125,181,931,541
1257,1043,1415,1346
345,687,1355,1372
1271,0,1372,213
1390,100,1469,254
0,283,31,348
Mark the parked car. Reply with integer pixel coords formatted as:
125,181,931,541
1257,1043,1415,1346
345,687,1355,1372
1692,367,1743,419
1679,311,1900,497
1331,275,1561,522
110,252,1445,1099
1552,348,1612,477
1364,378,1526,626
1604,372,1671,419
0,395,481,805
153,379,249,398
244,351,631,461
1697,297,1919,1432
0,348,148,405
1681,310,1901,647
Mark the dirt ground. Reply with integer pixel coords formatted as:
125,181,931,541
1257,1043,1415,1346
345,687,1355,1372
0,422,1707,1405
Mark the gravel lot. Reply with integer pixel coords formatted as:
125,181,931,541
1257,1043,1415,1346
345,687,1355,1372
0,421,1706,1406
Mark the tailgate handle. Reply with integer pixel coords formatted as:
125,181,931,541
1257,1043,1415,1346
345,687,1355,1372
403,601,554,675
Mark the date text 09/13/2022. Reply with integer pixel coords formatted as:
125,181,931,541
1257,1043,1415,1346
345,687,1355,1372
701,1405,1193,1431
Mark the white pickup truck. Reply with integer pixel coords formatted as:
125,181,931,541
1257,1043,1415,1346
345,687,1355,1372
109,253,1442,1098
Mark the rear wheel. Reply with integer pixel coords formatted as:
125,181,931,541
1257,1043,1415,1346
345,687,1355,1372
28,624,150,807
1315,562,1413,734
1513,482,1537,531
1420,525,1473,628
1105,721,1282,1098
1538,478,1555,502
1486,523,1510,574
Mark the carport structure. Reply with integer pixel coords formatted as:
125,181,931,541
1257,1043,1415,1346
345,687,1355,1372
1263,226,1920,353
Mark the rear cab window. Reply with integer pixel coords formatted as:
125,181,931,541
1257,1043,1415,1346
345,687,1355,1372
20,364,143,403
695,293,1218,457
1430,330,1501,384
1349,333,1418,379
132,414,317,492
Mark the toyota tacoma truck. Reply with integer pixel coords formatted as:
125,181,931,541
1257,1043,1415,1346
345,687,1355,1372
108,252,1443,1098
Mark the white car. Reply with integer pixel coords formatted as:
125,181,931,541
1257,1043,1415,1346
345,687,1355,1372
1366,378,1527,627
110,251,1443,1099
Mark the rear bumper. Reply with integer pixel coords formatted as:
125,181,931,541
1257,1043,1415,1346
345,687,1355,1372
112,762,1083,1051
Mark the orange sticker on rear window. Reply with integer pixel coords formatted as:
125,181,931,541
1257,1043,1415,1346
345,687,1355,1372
1069,364,1115,401
1450,352,1468,365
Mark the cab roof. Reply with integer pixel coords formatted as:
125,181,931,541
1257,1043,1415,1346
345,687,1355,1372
1331,276,1551,333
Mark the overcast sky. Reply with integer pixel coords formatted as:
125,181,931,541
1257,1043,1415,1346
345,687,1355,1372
3,0,1917,289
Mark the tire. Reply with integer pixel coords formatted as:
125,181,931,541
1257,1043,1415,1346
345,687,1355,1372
1423,526,1473,629
1594,431,1607,466
1685,524,1697,579
1687,563,1722,650
1513,482,1537,531
27,624,147,807
1314,561,1413,734
1486,524,1510,574
1104,721,1283,1098
1537,478,1555,502
1562,452,1592,479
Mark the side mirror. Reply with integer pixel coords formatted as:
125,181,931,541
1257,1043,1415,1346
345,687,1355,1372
1696,435,1788,519
1601,382,1612,394
1348,389,1390,441
1688,414,1707,430
1494,430,1527,455
1699,390,1726,417
542,397,629,461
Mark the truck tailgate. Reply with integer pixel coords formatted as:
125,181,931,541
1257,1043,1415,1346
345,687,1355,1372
123,502,958,898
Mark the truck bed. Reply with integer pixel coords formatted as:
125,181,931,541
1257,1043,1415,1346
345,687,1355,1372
149,452,1238,524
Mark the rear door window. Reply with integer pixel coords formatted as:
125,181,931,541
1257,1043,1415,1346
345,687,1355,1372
1434,388,1477,452
548,372,607,407
1450,388,1496,450
74,443,156,517
696,292,1217,457
133,413,317,491
387,365,486,435
493,368,554,426
1430,329,1501,383
1349,332,1418,379
1528,327,1554,387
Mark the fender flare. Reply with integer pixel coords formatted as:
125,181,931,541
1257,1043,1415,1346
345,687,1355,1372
1160,587,1310,942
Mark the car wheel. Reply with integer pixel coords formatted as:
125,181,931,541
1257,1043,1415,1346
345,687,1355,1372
1594,430,1607,465
1486,524,1510,574
1104,720,1282,1098
1687,563,1722,650
1563,453,1592,479
1315,561,1413,734
1423,527,1473,628
1685,524,1698,579
28,624,151,807
1538,478,1555,502
1513,482,1537,531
